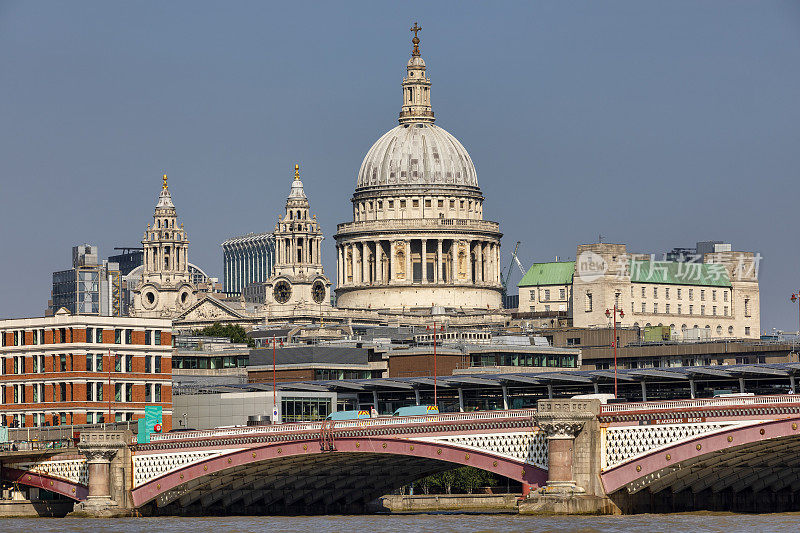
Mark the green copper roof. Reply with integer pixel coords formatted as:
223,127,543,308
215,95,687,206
518,261,575,287
629,260,731,287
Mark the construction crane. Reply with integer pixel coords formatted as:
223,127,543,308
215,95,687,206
501,241,526,306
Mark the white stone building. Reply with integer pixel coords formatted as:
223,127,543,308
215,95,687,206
519,243,761,339
334,29,503,310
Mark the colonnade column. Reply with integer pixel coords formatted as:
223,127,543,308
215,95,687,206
496,243,501,284
479,242,485,283
337,245,343,286
354,243,361,285
451,240,458,284
362,242,369,285
421,239,427,284
437,239,443,282
467,241,474,283
375,240,383,284
405,240,411,283
390,239,396,283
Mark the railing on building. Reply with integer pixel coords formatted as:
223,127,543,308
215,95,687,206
148,408,537,443
336,218,500,234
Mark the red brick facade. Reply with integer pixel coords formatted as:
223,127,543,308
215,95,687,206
0,316,173,430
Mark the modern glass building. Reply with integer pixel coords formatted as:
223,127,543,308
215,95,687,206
49,244,124,316
221,232,276,296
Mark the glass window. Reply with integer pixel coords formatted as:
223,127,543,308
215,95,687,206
86,328,93,343
115,384,122,402
125,330,132,344
126,385,132,402
115,356,121,372
96,382,103,402
155,330,162,345
155,384,162,402
59,354,66,372
86,412,94,424
145,384,152,402
126,355,133,373
96,329,103,343
145,356,151,373
145,330,151,345
96,354,103,372
86,354,93,372
154,356,161,374
114,329,121,344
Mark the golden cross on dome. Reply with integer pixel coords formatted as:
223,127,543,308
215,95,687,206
294,164,300,180
410,22,422,56
162,174,168,190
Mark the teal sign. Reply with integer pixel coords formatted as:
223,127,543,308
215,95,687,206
136,405,163,444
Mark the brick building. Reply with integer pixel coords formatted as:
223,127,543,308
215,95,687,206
0,312,173,429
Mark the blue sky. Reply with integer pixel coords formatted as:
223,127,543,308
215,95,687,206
1,1,798,331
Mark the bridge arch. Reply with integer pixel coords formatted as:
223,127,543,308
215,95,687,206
602,416,800,500
132,436,547,514
2,467,87,501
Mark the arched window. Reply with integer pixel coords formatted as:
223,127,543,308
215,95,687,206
716,326,723,336
289,211,293,220
157,220,160,228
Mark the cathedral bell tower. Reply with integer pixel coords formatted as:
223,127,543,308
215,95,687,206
132,174,198,316
265,165,330,307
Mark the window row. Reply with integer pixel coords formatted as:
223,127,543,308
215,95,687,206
634,302,730,316
1,328,164,346
2,411,144,428
0,353,164,374
1,382,162,404
633,286,730,303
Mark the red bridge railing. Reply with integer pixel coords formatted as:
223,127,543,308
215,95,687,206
600,394,800,416
149,408,538,443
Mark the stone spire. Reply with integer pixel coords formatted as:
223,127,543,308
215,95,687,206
399,22,434,125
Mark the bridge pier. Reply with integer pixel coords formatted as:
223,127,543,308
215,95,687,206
520,399,619,515
70,430,133,517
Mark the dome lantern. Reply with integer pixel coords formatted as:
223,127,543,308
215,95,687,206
399,22,434,125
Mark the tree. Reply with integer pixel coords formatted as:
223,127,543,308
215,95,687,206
413,466,498,495
454,467,494,494
193,323,254,347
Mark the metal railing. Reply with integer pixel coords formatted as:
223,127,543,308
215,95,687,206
600,394,800,414
149,408,537,443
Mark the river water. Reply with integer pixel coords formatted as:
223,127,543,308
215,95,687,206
6,514,800,532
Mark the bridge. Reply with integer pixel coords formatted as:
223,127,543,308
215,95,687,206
4,394,800,515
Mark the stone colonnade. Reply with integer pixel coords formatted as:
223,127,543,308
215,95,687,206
336,238,501,287
275,233,321,268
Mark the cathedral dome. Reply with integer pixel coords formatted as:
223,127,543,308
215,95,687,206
356,123,478,190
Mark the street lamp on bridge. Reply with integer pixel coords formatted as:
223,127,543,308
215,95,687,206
790,292,800,336
426,322,445,407
605,305,624,398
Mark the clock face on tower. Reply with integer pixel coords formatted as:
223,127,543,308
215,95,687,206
312,280,326,303
273,280,292,304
